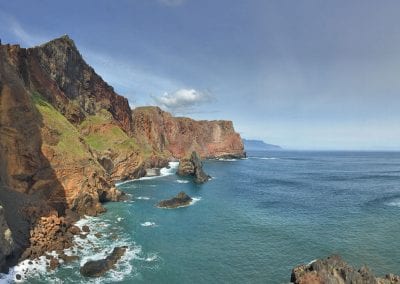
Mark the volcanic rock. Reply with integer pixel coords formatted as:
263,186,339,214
157,192,193,208
80,246,127,277
177,151,210,183
291,255,400,284
0,35,245,271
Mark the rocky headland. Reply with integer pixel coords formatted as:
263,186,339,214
0,35,245,273
157,192,193,209
291,255,400,284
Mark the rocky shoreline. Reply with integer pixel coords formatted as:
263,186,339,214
0,34,245,277
291,255,400,284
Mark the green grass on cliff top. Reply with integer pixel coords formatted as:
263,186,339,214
32,92,90,159
79,110,145,154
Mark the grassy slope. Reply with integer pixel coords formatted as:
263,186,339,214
78,109,148,156
32,92,90,160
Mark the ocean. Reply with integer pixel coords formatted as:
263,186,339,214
2,151,400,283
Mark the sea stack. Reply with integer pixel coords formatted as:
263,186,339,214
177,151,211,184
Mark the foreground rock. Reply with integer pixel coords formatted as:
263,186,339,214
157,192,193,208
291,255,400,284
80,246,127,277
177,151,211,183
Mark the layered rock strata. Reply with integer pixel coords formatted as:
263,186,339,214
132,106,245,159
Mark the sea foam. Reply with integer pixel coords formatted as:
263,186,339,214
140,222,156,227
116,161,179,186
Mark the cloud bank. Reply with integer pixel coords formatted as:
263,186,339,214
152,89,213,114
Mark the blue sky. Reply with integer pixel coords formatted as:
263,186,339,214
1,0,400,150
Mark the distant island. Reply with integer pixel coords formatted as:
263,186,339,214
243,139,282,151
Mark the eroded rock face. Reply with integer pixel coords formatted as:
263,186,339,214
0,204,14,271
0,38,124,268
157,192,193,209
177,151,210,184
80,246,127,277
291,255,400,284
132,106,245,159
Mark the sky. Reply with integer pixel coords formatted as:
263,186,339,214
1,0,400,150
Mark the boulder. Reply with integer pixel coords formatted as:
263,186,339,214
157,192,193,209
177,151,210,183
80,246,127,277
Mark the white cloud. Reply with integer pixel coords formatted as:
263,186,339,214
152,88,213,114
158,0,186,6
80,48,182,105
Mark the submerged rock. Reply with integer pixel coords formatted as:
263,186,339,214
177,151,210,183
291,254,400,284
157,192,193,209
80,246,128,277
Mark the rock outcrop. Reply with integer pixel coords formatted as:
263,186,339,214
157,192,193,208
80,246,127,277
0,204,14,272
177,151,210,183
291,255,400,284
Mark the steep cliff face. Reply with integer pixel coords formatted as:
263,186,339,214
132,106,245,159
0,35,244,271
0,38,126,268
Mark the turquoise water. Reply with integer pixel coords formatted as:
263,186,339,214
3,151,400,283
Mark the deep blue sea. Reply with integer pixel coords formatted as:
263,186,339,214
3,151,400,283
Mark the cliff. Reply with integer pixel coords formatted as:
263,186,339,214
0,36,244,271
132,106,245,159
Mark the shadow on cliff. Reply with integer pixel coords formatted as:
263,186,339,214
0,48,68,272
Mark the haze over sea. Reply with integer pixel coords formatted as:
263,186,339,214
4,150,400,283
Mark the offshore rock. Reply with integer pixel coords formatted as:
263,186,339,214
177,151,210,183
291,255,400,284
80,246,127,277
157,192,193,208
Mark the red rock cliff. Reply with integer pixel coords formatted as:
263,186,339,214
0,35,244,271
132,106,245,159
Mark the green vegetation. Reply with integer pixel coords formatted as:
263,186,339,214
31,92,90,159
79,110,144,154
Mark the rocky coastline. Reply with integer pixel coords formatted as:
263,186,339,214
291,255,400,284
0,35,245,276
